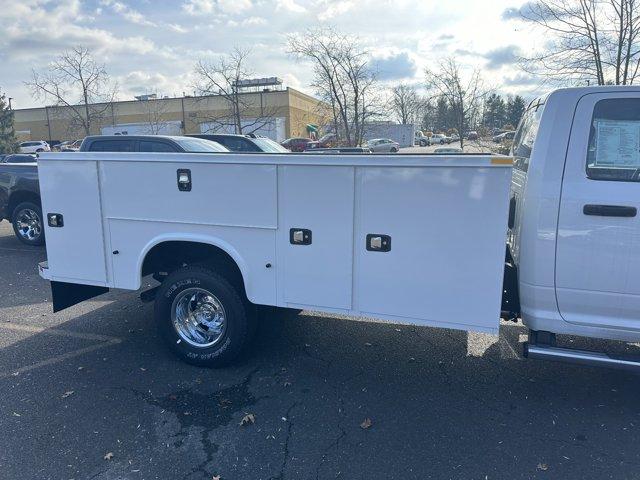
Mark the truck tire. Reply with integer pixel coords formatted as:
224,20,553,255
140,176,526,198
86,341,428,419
154,265,252,367
11,201,45,246
419,140,427,147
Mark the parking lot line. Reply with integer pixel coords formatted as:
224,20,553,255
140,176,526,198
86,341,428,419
0,321,122,342
0,246,36,253
0,322,122,379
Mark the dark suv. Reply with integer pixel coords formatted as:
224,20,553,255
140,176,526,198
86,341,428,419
188,134,289,153
1,154,37,164
79,135,228,152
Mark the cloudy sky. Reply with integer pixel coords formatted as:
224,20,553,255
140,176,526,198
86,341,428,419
0,0,545,109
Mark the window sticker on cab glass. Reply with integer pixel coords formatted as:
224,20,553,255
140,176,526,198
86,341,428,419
594,119,640,167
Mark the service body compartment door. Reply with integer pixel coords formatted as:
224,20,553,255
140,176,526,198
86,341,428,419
279,165,354,309
356,165,511,333
39,160,107,285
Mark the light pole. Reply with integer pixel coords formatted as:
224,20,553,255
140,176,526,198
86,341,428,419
8,98,12,110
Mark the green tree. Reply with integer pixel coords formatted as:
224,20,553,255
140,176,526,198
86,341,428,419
506,95,526,129
482,93,506,130
0,90,17,154
434,96,452,132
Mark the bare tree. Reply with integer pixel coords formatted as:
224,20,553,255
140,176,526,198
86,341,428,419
193,47,280,135
389,84,424,125
26,46,117,137
425,58,487,148
288,27,379,146
141,98,171,135
517,0,640,85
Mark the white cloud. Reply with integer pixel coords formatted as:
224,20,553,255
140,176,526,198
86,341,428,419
276,0,306,13
228,16,267,27
182,0,214,15
100,0,156,26
219,0,252,13
317,0,355,21
168,23,189,33
117,70,195,98
182,0,252,15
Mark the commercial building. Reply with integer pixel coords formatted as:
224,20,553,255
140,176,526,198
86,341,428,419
13,85,326,143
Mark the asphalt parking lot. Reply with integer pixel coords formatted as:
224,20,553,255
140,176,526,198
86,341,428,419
1,221,640,480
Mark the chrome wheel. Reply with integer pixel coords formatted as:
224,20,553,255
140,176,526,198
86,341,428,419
15,208,42,242
171,288,227,348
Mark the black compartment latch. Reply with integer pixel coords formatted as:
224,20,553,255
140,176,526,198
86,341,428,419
367,234,391,252
177,169,192,191
290,228,312,245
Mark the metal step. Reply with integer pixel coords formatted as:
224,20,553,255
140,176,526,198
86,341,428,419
525,343,640,371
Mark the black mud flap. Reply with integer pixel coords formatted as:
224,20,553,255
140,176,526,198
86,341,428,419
501,249,521,321
51,281,109,313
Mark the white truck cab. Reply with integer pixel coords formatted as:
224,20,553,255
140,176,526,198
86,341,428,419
505,87,640,365
36,86,640,370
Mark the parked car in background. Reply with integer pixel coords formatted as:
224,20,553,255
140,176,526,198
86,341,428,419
415,131,429,147
0,154,42,245
281,137,313,152
65,139,83,151
429,134,450,145
492,131,516,143
466,131,479,140
304,133,337,150
1,154,36,163
189,134,289,153
366,138,400,153
19,141,50,153
306,147,372,154
54,140,82,152
79,135,229,153
434,147,463,154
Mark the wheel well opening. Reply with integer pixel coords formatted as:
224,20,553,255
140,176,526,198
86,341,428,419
141,241,246,294
8,191,41,217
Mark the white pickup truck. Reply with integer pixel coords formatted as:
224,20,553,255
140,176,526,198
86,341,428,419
36,86,640,370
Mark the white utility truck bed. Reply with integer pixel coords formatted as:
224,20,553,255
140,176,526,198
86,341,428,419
38,153,511,364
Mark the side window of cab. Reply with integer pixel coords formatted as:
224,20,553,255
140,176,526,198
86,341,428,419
586,98,640,182
88,140,135,152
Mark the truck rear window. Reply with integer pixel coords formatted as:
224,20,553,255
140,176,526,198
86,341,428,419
586,98,640,182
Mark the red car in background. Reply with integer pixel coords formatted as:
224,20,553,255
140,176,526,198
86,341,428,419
303,133,337,150
281,137,312,152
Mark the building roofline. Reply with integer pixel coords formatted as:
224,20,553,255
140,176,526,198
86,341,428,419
286,87,323,104
13,87,324,113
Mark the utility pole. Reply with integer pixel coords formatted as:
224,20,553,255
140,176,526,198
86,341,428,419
181,96,186,134
7,98,12,110
45,106,52,143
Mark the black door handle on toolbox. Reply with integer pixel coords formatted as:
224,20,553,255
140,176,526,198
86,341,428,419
583,204,637,217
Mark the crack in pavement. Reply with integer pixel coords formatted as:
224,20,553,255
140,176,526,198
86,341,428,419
268,400,300,480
